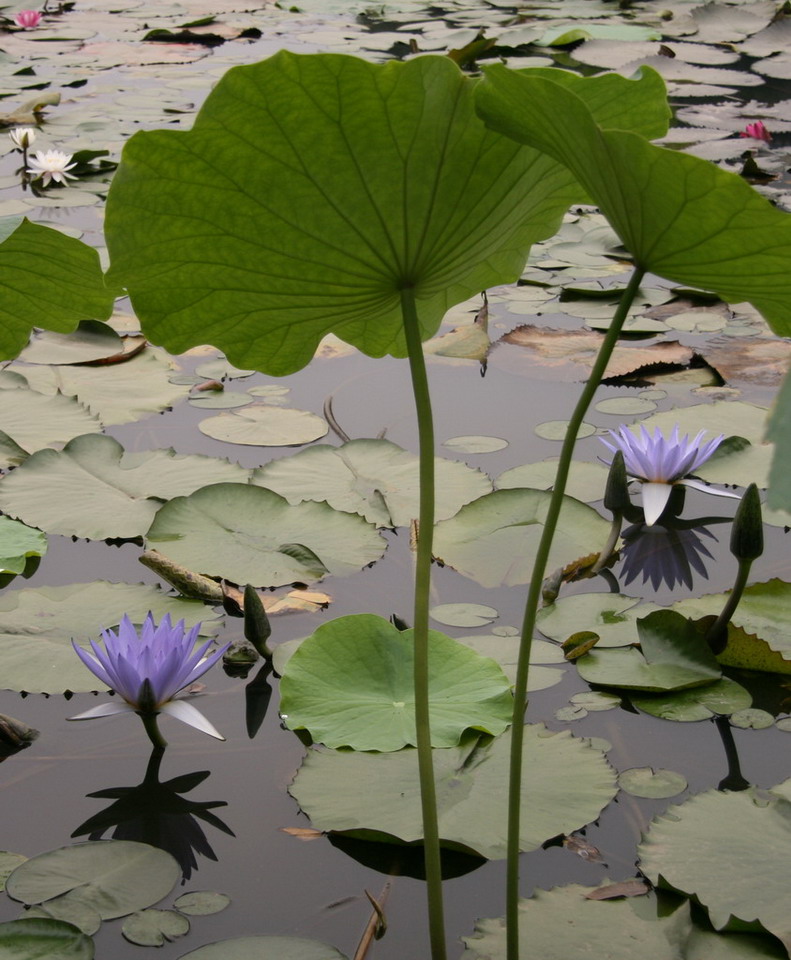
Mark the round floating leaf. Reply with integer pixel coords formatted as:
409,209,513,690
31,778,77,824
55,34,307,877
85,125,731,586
433,488,610,588
16,320,123,365
25,896,102,936
460,885,692,960
569,691,621,712
179,937,348,960
122,909,189,946
6,841,180,919
639,783,791,948
0,581,220,694
279,615,513,750
0,378,100,453
730,708,774,730
443,436,508,454
537,593,663,648
576,611,721,692
0,918,94,960
173,891,230,916
146,483,385,587
199,406,328,447
631,677,752,722
430,603,498,628
595,396,657,415
290,725,617,859
497,459,609,503
619,767,688,799
0,517,47,575
535,420,596,440
253,439,492,527
188,392,252,409
0,434,250,540
455,635,564,691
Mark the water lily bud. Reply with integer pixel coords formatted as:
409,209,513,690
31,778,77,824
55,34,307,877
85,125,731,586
9,127,36,149
730,483,763,562
243,583,272,657
603,450,630,515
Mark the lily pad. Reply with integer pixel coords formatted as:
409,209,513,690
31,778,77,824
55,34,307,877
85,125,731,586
0,517,47,574
433,488,610,588
0,581,220,694
15,320,124,365
24,897,102,936
630,677,752,722
199,406,328,447
252,439,492,527
179,937,348,960
279,614,513,751
455,635,564,691
430,603,498,628
537,593,662,648
0,434,250,540
6,841,180,920
0,918,94,960
496,459,610,503
173,891,230,916
618,767,688,799
290,725,617,859
122,909,189,946
442,436,507,454
0,377,101,452
639,783,791,949
146,483,385,587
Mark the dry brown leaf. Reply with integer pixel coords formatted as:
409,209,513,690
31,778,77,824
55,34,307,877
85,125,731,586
585,879,651,900
563,834,606,863
500,325,693,381
702,336,791,386
281,827,324,841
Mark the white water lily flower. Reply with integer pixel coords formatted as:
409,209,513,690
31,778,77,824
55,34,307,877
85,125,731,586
26,149,77,186
600,424,737,526
9,127,36,149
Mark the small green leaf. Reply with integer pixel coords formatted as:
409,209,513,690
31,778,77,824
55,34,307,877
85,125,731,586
173,891,230,916
122,909,189,946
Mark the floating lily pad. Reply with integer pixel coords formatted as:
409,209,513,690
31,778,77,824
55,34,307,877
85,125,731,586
253,439,492,527
0,853,27,890
279,615,513,751
0,581,220,695
122,909,189,946
496,459,609,503
639,783,791,949
173,891,230,916
179,937,348,960
535,420,596,440
25,897,102,936
455,635,564,691
630,677,752,722
6,841,180,920
569,691,621,712
730,708,774,730
460,885,692,960
575,610,721,692
146,483,385,587
537,593,662,648
290,725,617,859
0,517,47,575
188,391,252,409
199,406,328,447
16,320,124,365
443,436,507,454
0,377,100,452
433,488,610,588
430,603,498,628
595,396,657,415
0,918,94,960
619,767,688,799
0,434,250,540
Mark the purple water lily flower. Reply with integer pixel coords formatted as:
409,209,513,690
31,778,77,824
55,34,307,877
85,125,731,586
600,424,736,526
70,613,229,741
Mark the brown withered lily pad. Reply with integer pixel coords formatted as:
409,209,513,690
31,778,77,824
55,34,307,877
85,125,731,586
701,336,791,386
500,325,693,381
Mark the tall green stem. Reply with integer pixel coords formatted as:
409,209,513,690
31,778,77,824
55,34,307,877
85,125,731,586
401,287,446,960
505,268,645,960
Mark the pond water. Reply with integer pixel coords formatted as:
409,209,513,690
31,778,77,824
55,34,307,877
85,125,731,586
0,1,790,959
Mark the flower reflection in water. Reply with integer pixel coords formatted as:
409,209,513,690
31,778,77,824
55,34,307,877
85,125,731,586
72,748,233,881
618,520,724,592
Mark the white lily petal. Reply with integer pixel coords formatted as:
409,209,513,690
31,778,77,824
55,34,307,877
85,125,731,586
68,701,136,721
642,482,674,526
680,478,741,499
160,699,225,740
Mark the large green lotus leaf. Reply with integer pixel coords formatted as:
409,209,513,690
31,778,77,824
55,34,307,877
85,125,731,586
767,368,791,511
0,434,250,540
146,483,385,586
672,580,791,667
475,68,791,337
179,937,348,960
460,885,692,960
0,217,114,362
0,581,220,694
0,918,94,960
433,488,610,588
537,593,663,648
6,841,179,920
0,517,47,575
639,783,791,950
0,376,101,452
105,53,668,375
253,439,492,527
9,348,193,426
279,614,512,750
290,725,617,859
575,610,721,692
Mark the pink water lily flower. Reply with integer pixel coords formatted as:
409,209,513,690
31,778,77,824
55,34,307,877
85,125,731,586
600,424,737,526
70,613,230,741
14,10,42,28
739,121,771,142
